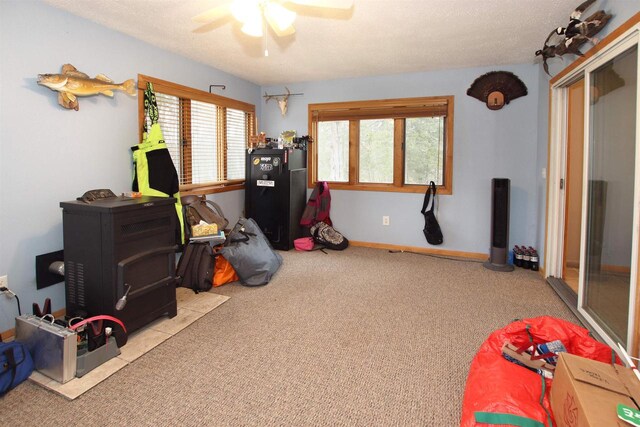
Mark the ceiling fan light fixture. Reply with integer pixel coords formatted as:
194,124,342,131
193,0,352,38
288,0,353,9
241,16,263,37
230,0,259,23
265,3,296,31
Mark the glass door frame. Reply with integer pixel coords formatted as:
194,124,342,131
545,22,640,355
579,39,639,348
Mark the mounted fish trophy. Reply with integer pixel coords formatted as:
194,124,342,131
37,64,136,111
263,87,303,117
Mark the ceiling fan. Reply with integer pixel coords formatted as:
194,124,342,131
192,0,354,38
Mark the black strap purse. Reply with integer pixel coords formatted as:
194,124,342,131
421,181,443,245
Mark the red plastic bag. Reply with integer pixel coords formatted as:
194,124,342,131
460,316,617,427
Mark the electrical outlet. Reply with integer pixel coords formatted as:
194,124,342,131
382,216,390,226
0,275,7,290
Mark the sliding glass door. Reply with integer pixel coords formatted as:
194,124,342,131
546,21,640,354
563,79,585,295
580,45,638,346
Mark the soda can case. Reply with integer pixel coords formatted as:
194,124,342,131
15,315,77,383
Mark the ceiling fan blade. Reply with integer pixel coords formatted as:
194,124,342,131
192,4,231,24
267,19,296,37
265,2,296,36
287,0,353,9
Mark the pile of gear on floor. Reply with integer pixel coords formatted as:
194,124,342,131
177,180,348,294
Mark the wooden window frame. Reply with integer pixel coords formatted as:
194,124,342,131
137,74,256,196
308,96,454,194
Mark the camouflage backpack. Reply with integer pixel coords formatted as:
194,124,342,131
310,221,348,251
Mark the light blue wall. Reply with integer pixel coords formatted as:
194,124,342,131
0,0,260,332
261,64,543,256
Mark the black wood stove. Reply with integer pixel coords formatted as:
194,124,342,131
60,195,178,345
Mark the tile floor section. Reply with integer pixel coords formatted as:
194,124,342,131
29,288,229,400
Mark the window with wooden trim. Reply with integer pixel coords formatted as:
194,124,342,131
308,96,454,194
138,75,256,195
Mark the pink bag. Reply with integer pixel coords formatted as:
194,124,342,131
294,237,315,251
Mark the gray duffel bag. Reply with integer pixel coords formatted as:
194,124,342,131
220,217,282,286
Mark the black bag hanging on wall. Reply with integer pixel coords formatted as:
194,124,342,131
421,181,443,245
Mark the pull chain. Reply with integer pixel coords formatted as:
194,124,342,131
263,16,269,57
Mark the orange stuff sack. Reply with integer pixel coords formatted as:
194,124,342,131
460,316,617,427
213,255,238,287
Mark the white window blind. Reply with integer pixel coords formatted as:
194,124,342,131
155,93,182,181
226,108,246,180
155,94,252,186
190,100,218,184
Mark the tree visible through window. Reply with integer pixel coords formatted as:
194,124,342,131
359,119,394,184
405,117,444,185
309,96,454,194
317,120,349,182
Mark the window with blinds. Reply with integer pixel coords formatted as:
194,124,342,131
309,96,454,194
138,75,256,194
226,108,247,181
156,93,182,179
190,100,218,184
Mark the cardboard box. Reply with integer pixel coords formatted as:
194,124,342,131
550,352,640,426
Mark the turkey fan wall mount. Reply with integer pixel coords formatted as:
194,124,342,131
467,71,528,110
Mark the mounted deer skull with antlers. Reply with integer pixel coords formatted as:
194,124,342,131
264,87,291,117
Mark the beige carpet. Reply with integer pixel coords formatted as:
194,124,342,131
0,247,578,426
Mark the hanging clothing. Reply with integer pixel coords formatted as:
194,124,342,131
300,181,332,227
132,82,184,244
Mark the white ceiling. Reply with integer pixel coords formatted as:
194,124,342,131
43,0,584,86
